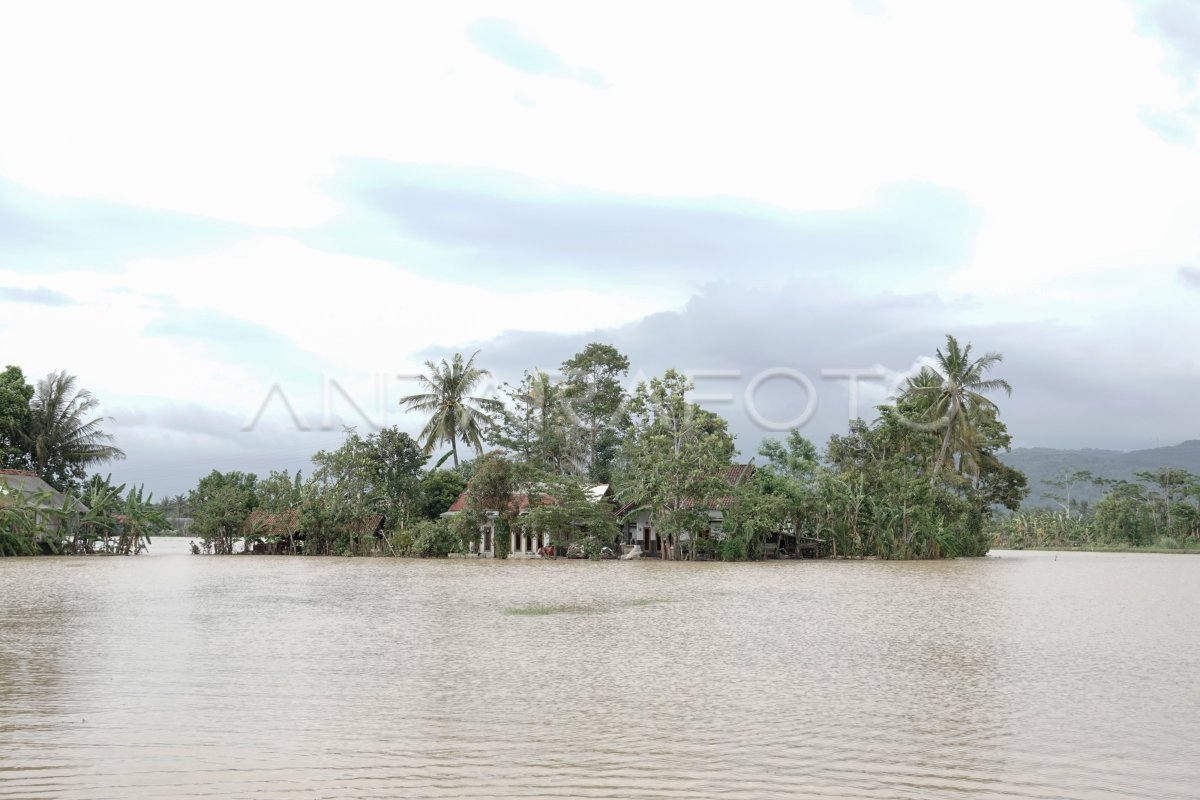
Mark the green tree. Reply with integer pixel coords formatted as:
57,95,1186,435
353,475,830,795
400,351,499,468
73,474,125,553
418,469,467,520
114,484,169,555
489,369,583,475
188,470,258,555
310,426,429,535
561,343,630,483
450,451,525,558
0,366,34,469
1134,467,1196,539
1042,468,1098,519
0,479,48,556
25,371,125,491
256,469,303,512
410,518,459,557
523,473,621,556
757,429,819,483
902,335,1011,483
617,370,736,560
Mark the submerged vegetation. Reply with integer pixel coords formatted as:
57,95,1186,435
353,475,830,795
5,336,1045,560
1,367,158,557
177,335,1026,560
990,467,1200,550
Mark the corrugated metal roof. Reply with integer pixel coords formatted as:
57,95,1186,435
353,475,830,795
0,470,86,512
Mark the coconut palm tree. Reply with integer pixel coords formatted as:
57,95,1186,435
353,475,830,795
904,335,1011,483
399,352,498,468
25,372,125,489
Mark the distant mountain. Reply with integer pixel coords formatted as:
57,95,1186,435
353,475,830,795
1000,440,1200,508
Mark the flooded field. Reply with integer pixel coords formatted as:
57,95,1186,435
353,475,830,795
2,543,1197,799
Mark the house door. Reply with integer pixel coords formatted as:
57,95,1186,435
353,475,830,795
643,528,651,551
483,528,492,552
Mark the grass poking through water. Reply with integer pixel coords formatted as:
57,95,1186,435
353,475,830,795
504,604,590,616
621,597,664,608
504,597,668,616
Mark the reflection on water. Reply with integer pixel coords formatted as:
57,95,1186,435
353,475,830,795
1,544,1197,799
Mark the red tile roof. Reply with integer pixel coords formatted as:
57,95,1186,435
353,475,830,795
0,469,38,478
446,489,553,514
446,490,468,513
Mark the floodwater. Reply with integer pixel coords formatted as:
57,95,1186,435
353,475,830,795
1,542,1198,800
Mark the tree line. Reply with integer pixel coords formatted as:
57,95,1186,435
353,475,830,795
1,366,164,556
989,467,1200,550
4,334,1031,561
182,336,1025,560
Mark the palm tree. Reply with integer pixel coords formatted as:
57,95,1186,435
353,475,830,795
904,335,1011,483
25,372,125,487
399,352,497,468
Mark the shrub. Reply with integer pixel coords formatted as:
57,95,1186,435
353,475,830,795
411,519,458,558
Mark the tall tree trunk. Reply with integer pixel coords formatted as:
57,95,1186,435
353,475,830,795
451,438,459,468
930,398,959,485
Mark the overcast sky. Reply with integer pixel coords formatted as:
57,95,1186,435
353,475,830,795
2,1,1199,495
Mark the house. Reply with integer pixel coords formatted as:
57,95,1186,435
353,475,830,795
0,468,89,551
243,510,387,554
616,463,754,557
442,483,614,558
245,509,302,553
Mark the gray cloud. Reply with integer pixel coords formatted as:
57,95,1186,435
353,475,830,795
421,281,1200,458
114,279,1200,496
105,403,351,495
467,17,605,87
1180,266,1200,287
0,286,73,306
341,163,978,281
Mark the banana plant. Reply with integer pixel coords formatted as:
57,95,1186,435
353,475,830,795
0,485,42,556
115,485,169,555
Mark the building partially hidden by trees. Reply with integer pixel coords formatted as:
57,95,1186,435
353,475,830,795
6,335,1057,561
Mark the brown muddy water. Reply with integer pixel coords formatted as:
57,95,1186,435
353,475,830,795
1,540,1197,799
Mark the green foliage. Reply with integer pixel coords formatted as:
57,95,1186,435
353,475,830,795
451,451,524,555
0,365,34,470
492,516,511,559
0,481,45,556
617,369,736,560
418,469,467,520
902,334,1012,483
114,483,170,555
256,469,303,512
489,370,584,475
400,351,500,468
757,430,819,482
813,333,1026,560
716,532,759,561
561,343,631,483
992,469,1199,549
410,518,458,557
188,470,258,554
293,427,430,555
523,473,620,552
25,371,125,492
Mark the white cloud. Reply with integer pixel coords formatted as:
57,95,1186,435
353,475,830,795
3,0,1200,490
